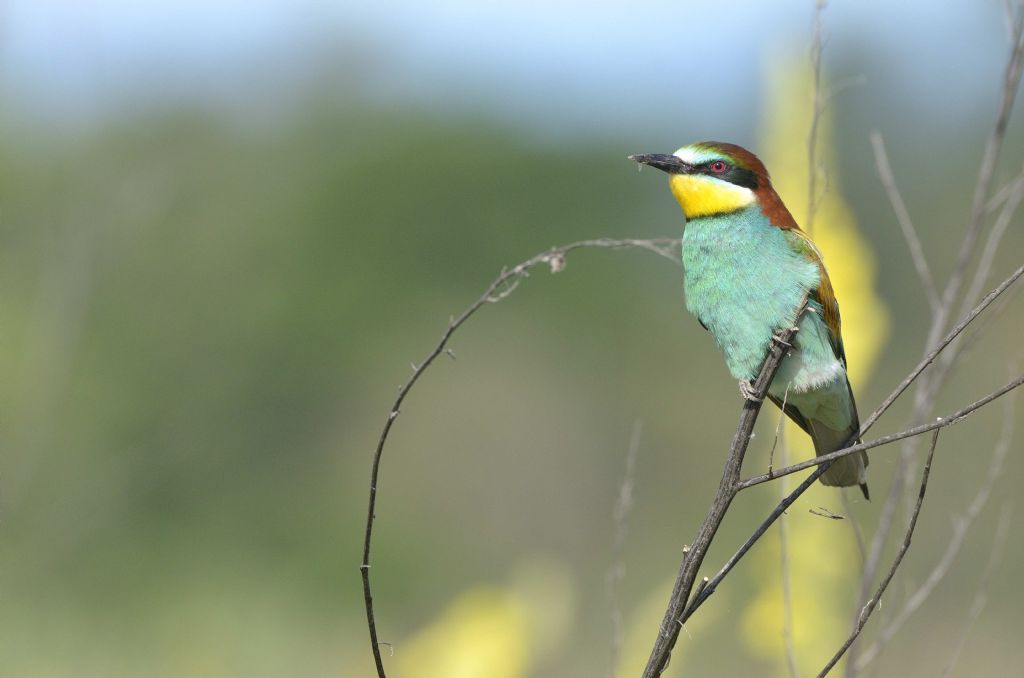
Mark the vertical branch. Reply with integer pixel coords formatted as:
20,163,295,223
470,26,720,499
608,420,643,677
869,131,940,311
641,306,806,678
805,0,828,234
956,172,1024,320
940,12,1024,322
778,429,800,678
841,490,867,567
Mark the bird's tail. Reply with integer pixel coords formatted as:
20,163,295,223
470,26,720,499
810,421,869,500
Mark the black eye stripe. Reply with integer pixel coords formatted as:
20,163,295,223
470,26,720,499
698,161,759,190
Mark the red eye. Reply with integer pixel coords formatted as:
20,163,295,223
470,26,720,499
710,160,728,173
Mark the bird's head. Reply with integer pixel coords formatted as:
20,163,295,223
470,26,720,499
630,142,786,223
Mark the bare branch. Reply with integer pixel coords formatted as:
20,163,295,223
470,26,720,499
953,172,1024,340
841,490,868,567
767,383,792,476
641,301,808,677
917,171,1024,407
985,167,1024,212
846,458,905,677
682,464,829,622
863,262,1023,435
805,0,828,234
869,130,940,311
816,429,942,677
778,432,800,678
361,237,680,676
1002,0,1018,42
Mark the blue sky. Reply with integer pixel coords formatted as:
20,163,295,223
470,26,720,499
1,0,1012,134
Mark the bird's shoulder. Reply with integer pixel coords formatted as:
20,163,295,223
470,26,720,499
782,228,846,365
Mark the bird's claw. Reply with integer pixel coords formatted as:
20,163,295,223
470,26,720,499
738,379,762,402
771,334,792,348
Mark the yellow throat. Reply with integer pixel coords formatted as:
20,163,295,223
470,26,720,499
669,174,756,219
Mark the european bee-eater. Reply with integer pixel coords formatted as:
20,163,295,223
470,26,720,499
631,141,869,498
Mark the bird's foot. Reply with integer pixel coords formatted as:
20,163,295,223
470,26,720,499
738,379,762,402
771,334,793,348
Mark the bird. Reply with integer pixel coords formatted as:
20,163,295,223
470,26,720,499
630,141,869,499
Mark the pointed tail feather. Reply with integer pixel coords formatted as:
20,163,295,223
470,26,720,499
809,420,869,499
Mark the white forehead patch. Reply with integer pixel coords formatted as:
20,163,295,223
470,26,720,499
672,145,720,165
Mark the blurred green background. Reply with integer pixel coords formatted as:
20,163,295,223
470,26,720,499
1,1,1022,676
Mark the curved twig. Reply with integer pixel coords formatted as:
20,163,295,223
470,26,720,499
360,237,679,676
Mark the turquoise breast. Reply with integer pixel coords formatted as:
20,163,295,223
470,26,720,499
682,206,821,382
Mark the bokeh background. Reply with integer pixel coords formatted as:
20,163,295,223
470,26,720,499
1,1,1022,676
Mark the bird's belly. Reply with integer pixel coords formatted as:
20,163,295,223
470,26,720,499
685,279,811,383
681,212,821,382
770,305,843,386
768,309,853,430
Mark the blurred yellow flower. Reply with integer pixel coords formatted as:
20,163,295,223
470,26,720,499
741,52,890,675
394,556,574,678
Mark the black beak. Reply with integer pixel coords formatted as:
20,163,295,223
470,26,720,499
628,153,692,174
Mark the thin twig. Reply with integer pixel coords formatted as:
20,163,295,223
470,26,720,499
945,171,1024,360
738,373,1023,487
939,12,1024,327
841,490,867,567
816,430,941,677
779,430,800,678
849,456,904,673
608,420,644,677
1003,0,1016,41
767,382,792,477
985,167,1024,212
869,131,940,311
641,301,808,677
805,0,828,234
857,263,1024,436
683,465,829,621
941,278,1024,367
919,169,1024,408
361,237,680,676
